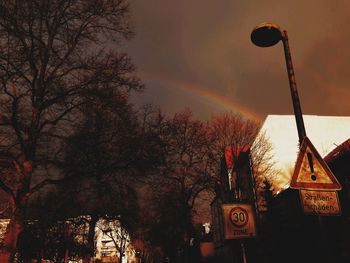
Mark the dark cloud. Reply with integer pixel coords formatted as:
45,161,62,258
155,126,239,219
126,0,350,120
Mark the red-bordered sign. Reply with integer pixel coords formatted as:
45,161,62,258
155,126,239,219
290,137,341,190
222,204,256,239
229,207,249,227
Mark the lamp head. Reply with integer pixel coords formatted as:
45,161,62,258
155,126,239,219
251,22,282,47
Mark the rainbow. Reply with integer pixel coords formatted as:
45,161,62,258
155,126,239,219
138,72,263,122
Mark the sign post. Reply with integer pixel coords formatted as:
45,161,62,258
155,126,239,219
290,136,342,216
222,204,256,240
251,22,341,263
299,190,340,215
222,203,256,263
290,136,342,263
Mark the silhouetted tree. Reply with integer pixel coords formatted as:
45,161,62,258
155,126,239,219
34,102,163,262
137,111,276,263
142,109,214,262
208,112,260,154
15,215,91,263
0,0,142,261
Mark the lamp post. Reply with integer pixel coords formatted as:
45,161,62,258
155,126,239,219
250,22,306,144
250,22,330,263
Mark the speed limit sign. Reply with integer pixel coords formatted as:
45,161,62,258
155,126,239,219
229,206,249,227
222,203,256,239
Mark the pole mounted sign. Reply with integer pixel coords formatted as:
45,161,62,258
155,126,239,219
290,137,341,190
290,137,342,215
222,204,256,239
299,189,341,215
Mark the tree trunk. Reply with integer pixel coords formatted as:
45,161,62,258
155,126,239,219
0,161,32,263
0,208,24,263
82,214,99,263
64,247,69,263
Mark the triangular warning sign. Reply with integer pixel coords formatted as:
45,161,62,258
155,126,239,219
290,137,342,190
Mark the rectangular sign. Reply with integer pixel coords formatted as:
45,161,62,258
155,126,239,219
299,190,341,216
222,203,256,239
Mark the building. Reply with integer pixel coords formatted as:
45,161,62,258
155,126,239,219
94,217,136,263
255,115,350,194
211,115,350,263
253,115,350,263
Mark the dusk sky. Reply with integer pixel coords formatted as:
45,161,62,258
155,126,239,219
126,0,350,122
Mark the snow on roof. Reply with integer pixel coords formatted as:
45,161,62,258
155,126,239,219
255,115,350,193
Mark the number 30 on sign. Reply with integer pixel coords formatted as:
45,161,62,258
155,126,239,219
230,206,249,227
222,203,256,239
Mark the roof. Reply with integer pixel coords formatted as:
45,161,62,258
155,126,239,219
254,115,350,193
324,139,350,162
224,146,250,169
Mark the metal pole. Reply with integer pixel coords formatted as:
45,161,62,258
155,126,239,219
240,241,247,263
281,30,307,143
237,181,247,263
281,30,329,263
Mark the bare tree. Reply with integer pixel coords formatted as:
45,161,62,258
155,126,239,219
0,0,142,261
208,112,260,161
158,110,215,212
208,112,276,212
134,111,275,262
142,109,215,262
58,102,165,262
250,131,277,212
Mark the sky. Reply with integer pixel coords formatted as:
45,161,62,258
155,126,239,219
125,0,350,123
257,115,350,193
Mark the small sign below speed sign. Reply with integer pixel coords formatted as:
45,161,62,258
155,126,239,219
222,203,256,239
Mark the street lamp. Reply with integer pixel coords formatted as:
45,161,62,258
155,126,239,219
250,22,306,144
251,23,332,262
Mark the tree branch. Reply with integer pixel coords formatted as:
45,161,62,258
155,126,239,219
0,178,15,201
30,178,65,193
